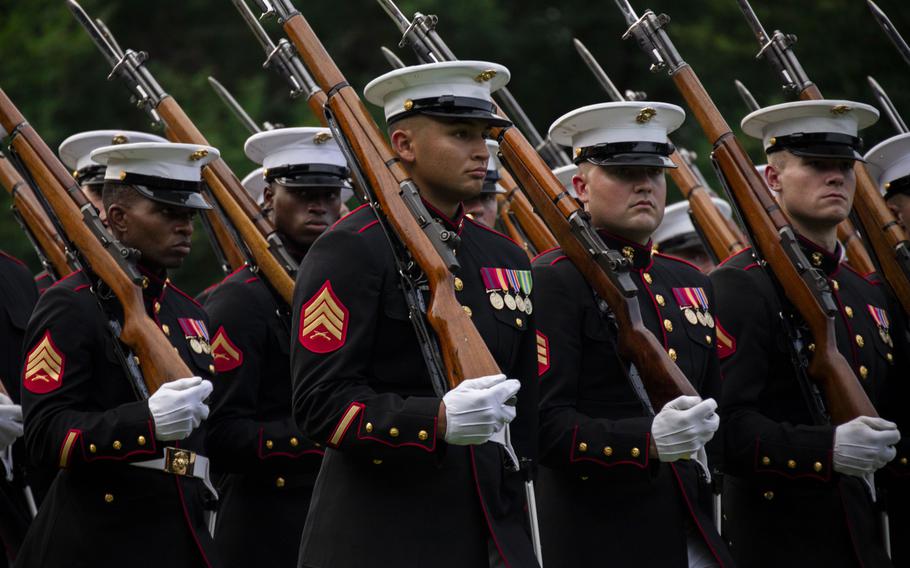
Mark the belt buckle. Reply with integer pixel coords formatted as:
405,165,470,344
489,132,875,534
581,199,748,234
163,447,196,477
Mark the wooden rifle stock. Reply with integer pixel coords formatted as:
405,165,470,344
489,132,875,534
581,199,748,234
0,155,72,278
670,66,876,422
667,150,746,261
496,191,535,260
279,12,500,387
796,85,910,313
155,97,295,304
497,167,556,255
493,124,698,409
836,219,876,276
0,88,190,393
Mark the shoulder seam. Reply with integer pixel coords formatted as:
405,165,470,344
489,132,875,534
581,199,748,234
465,217,523,248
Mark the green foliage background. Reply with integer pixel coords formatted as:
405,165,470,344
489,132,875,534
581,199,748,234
1,0,907,294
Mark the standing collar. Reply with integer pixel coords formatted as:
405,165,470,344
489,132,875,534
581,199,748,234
137,264,168,298
422,197,467,234
797,234,844,276
597,229,654,270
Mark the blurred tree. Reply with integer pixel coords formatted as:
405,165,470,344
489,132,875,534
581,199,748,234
0,0,907,293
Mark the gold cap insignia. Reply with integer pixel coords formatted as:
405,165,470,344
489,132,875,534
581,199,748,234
313,131,333,144
111,134,129,145
622,246,635,260
830,104,852,115
811,252,823,267
474,69,498,83
636,107,657,124
403,99,414,111
72,169,79,178
574,147,582,158
119,170,127,181
262,168,269,179
769,136,777,146
189,149,209,161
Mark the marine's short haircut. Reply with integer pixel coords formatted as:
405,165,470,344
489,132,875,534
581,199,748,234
101,182,142,213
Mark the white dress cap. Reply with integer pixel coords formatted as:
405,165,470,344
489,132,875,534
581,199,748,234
549,102,685,168
244,127,350,188
364,61,511,126
653,198,733,250
864,132,910,198
59,130,167,180
741,100,878,160
242,167,268,205
551,164,579,198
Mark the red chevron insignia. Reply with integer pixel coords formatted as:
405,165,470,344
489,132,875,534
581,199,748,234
536,331,550,376
211,326,243,373
715,321,736,359
299,281,349,353
24,331,65,394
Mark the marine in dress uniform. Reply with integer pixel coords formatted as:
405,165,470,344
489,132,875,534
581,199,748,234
464,140,506,228
863,134,910,567
0,252,36,566
16,142,222,567
868,133,910,239
291,61,539,568
534,102,733,568
204,127,346,567
712,100,903,568
653,198,733,274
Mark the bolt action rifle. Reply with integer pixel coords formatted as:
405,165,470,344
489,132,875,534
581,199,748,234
735,0,910,316
573,37,746,264
0,88,192,394
0,153,74,281
867,76,908,135
69,0,299,303
615,0,877,424
733,76,876,276
376,0,700,411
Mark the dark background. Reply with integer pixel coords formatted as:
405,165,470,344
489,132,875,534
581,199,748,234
1,0,907,294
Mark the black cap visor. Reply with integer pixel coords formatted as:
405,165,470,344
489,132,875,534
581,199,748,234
766,132,865,162
389,95,511,128
266,164,351,190
884,174,910,200
577,141,677,169
132,184,212,210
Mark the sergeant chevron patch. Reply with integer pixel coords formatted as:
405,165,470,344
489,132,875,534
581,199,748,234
24,331,65,394
299,280,349,353
211,326,243,373
536,331,550,376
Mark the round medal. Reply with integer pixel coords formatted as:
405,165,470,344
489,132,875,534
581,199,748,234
684,308,698,325
202,341,211,355
524,297,533,315
880,328,888,344
696,311,708,327
515,295,526,312
489,292,505,310
705,312,715,329
190,338,202,354
504,294,517,311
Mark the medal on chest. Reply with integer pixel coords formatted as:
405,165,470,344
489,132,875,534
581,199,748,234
672,287,714,329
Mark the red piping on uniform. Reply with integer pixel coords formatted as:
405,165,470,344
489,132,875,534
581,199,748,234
839,484,867,568
655,252,703,273
357,220,379,234
531,247,560,263
469,446,511,568
52,269,85,288
243,277,259,284
218,264,250,285
256,427,327,459
742,262,760,271
81,421,157,463
716,248,753,269
669,464,725,567
831,284,861,367
174,475,213,568
166,281,203,308
465,216,521,247
549,255,568,267
329,203,370,232
73,284,90,292
568,425,649,469
0,250,25,266
641,271,669,347
353,408,437,452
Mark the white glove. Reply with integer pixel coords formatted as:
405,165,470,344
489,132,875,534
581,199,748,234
148,377,213,441
651,395,719,462
833,416,900,477
443,374,520,446
0,394,23,451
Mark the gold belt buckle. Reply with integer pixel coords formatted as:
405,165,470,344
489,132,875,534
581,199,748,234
163,447,196,477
